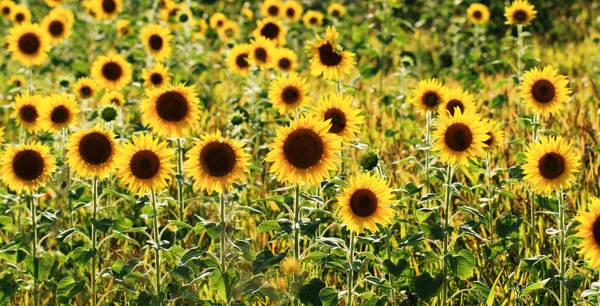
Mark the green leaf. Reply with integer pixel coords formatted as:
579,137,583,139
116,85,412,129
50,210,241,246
257,220,281,233
414,273,443,299
251,250,286,274
302,251,327,263
364,276,392,290
57,276,85,302
69,247,93,267
112,231,141,247
299,278,326,306
521,278,550,296
204,222,223,240
455,250,475,280
179,246,204,264
90,217,113,233
167,220,193,230
496,214,522,238
382,259,408,278
210,269,227,302
319,287,339,306
26,253,55,281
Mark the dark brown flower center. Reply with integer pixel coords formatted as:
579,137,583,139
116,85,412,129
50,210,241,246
592,216,600,246
216,20,224,27
444,123,473,152
318,42,342,67
278,58,291,70
18,33,40,55
2,7,10,15
12,149,44,180
199,142,236,177
531,79,556,104
81,86,92,97
281,86,300,104
260,22,280,40
473,10,482,20
484,132,493,147
267,5,279,16
14,80,22,87
255,47,267,62
150,73,163,85
155,91,189,122
111,98,120,105
286,8,295,18
514,10,527,22
149,34,163,51
236,53,249,68
78,132,113,165
102,0,117,14
15,13,24,22
102,62,123,81
19,105,38,123
129,150,160,179
49,20,64,37
422,92,439,108
446,99,464,115
51,105,70,124
537,152,565,179
324,108,347,133
283,128,324,169
332,9,340,17
309,17,317,24
349,188,378,217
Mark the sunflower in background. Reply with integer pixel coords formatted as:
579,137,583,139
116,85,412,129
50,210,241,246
39,93,81,133
268,72,309,115
273,48,297,72
98,104,119,123
439,86,474,116
141,83,200,138
0,142,57,193
91,52,132,90
11,5,30,24
575,197,600,268
192,18,208,41
73,77,98,100
7,23,51,66
521,136,580,194
281,1,302,22
519,65,571,116
261,0,282,18
483,119,505,151
86,0,122,20
41,8,74,44
409,78,447,113
432,109,489,166
100,91,125,106
12,92,44,134
241,7,253,20
303,10,323,26
467,3,490,25
0,1,14,19
250,36,276,70
43,0,65,7
227,43,253,76
253,17,286,45
217,20,240,42
67,127,118,179
313,94,364,144
328,3,346,18
116,20,132,37
504,0,536,25
306,26,356,80
142,62,172,89
9,75,26,88
209,12,227,30
140,24,173,62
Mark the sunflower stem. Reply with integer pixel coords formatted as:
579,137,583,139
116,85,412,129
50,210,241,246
347,230,355,306
293,184,301,306
485,151,495,244
62,127,73,229
151,189,161,296
386,225,395,304
557,188,566,306
441,164,453,306
219,192,229,306
425,110,432,195
91,176,98,306
29,193,39,306
176,138,184,223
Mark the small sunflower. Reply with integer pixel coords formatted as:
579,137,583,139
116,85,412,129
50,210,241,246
12,92,44,134
250,36,276,70
267,72,309,115
184,130,251,194
41,9,74,43
140,24,173,62
575,197,600,268
328,3,346,18
313,94,364,144
66,126,118,179
73,77,98,100
264,115,342,186
467,3,490,25
142,62,172,89
302,10,323,26
0,142,57,193
6,23,51,66
439,86,474,116
39,93,81,133
483,119,505,151
192,18,208,41
519,65,571,116
227,43,253,76
9,75,26,88
209,12,227,30
0,1,14,19
242,7,253,20
281,1,302,22
141,83,201,138
262,0,282,18
273,48,297,72
305,26,356,80
44,0,66,8
504,0,537,25
114,133,175,196
86,0,122,20
116,19,131,36
11,5,30,24
98,104,119,123
91,52,132,90
432,109,489,166
217,20,239,42
337,172,395,233
253,17,286,45
521,136,580,195
100,90,125,106
408,78,447,113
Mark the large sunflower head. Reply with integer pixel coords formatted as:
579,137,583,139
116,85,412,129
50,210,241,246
281,0,302,22
73,77,98,100
313,94,364,144
0,142,57,193
141,83,201,138
504,0,537,25
432,109,489,166
67,126,118,179
264,115,342,186
267,72,309,115
209,12,227,29
521,136,580,195
337,172,395,233
273,47,297,72
6,23,51,67
217,20,240,42
261,0,282,18
86,0,122,20
40,93,81,133
12,92,44,134
483,118,505,151
91,52,133,90
575,197,600,268
114,133,175,196
100,90,125,106
41,8,74,44
0,1,14,19
142,62,172,89
439,86,474,116
518,65,571,116
227,43,253,76
249,36,276,70
253,17,286,45
140,24,173,62
305,26,356,80
302,10,323,26
467,3,490,25
184,130,251,194
11,5,30,24
409,78,447,113
328,3,346,18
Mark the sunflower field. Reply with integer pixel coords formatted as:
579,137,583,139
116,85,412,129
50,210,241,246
1,0,600,305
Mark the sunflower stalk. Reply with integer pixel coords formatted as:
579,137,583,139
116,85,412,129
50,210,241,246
485,151,495,244
557,188,567,306
90,176,98,306
441,164,454,306
29,193,39,306
293,184,301,306
425,110,432,194
176,138,184,223
150,189,161,296
62,127,73,228
219,192,229,306
347,230,355,306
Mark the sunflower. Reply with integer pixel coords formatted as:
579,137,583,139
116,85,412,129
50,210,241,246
91,52,132,90
521,136,580,195
217,20,239,42
467,3,490,25
73,77,98,100
39,93,81,133
227,43,253,76
268,72,309,115
86,0,122,20
100,90,125,106
242,7,253,20
141,83,200,138
12,92,44,133
140,24,173,62
519,65,571,116
281,1,302,22
209,12,227,30
483,119,505,151
253,17,286,45
313,94,364,144
273,48,297,72
6,23,51,66
0,1,14,19
116,19,131,36
305,26,356,80
66,127,118,179
184,130,251,194
408,78,447,113
432,109,489,166
9,75,26,88
328,3,346,18
192,18,208,41
575,197,600,268
44,0,65,7
504,0,537,25
114,133,175,196
41,8,74,44
439,86,474,116
264,115,342,185
98,104,119,123
250,36,276,70
0,142,57,193
142,62,172,89
11,5,30,24
302,10,323,26
262,0,282,18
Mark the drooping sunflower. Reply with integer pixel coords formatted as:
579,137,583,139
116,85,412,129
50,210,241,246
262,0,282,18
281,1,302,22
483,119,505,151
73,77,98,100
91,52,132,90
39,93,81,133
217,20,239,42
114,133,175,196
467,3,490,25
141,83,200,138
249,36,276,70
41,8,74,44
504,0,537,25
518,65,571,116
313,94,364,144
432,109,489,166
264,115,342,186
86,0,122,20
268,72,309,115
305,26,356,80
66,126,118,179
439,86,474,116
328,3,346,18
253,17,286,45
140,24,173,62
9,75,26,88
142,62,172,89
100,90,125,106
273,48,297,72
184,130,251,194
521,136,580,195
302,10,323,26
116,19,131,36
0,1,14,19
11,5,30,24
227,43,253,76
12,92,44,134
337,172,395,233
408,78,447,113
209,12,227,30
6,23,51,66
0,142,57,193
575,197,600,268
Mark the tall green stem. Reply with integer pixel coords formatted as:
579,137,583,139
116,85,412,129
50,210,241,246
293,184,301,306
30,194,39,306
441,164,453,306
557,189,566,306
425,110,432,194
63,128,73,228
176,139,184,222
219,193,228,306
347,231,355,306
485,152,495,244
151,189,161,295
91,177,98,306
